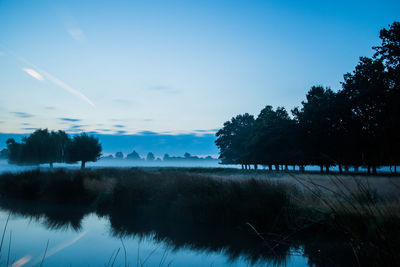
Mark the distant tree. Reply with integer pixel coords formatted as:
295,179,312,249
126,150,141,160
184,152,191,158
0,149,8,159
6,139,22,164
115,152,124,159
146,152,155,161
67,133,102,169
6,129,70,168
163,154,170,161
215,113,255,167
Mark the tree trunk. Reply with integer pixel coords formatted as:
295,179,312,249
372,165,377,175
354,166,359,173
320,165,324,173
268,165,272,171
285,164,288,171
325,165,329,173
395,166,397,174
49,162,53,168
344,166,349,172
339,164,342,174
254,164,258,170
300,165,305,172
293,165,295,171
367,166,371,174
81,161,86,169
275,164,279,171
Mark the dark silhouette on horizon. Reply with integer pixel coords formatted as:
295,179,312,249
6,129,102,169
216,22,400,174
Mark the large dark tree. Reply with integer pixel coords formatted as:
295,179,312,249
248,106,298,170
341,57,389,173
292,86,338,172
67,133,102,169
215,113,255,168
6,129,70,168
373,21,400,170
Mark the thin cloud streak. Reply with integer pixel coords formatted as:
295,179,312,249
1,45,95,107
40,70,95,107
10,255,32,267
22,68,44,81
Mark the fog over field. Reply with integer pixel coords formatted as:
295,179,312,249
0,132,218,156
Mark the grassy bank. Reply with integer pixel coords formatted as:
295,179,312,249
0,168,399,265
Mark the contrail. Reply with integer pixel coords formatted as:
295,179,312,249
0,43,95,107
22,68,44,81
40,70,95,107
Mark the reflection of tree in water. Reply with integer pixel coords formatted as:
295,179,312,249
107,212,291,266
0,198,90,231
0,199,365,266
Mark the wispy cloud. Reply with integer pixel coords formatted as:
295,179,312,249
114,98,134,106
10,112,34,118
40,70,95,107
137,130,159,135
70,124,87,129
10,255,32,267
148,85,179,94
59,118,80,122
67,27,86,42
15,53,95,107
44,106,56,110
58,10,87,43
22,68,44,81
113,124,125,128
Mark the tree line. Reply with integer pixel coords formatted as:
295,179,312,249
215,22,400,174
6,129,102,169
103,151,216,161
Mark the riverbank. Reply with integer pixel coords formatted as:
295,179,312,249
0,168,399,266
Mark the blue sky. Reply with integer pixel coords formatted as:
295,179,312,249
0,0,399,135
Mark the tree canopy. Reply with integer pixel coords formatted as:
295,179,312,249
67,133,102,169
215,21,400,174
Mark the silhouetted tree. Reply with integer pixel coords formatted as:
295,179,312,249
0,149,8,159
214,21,400,174
6,139,22,164
215,113,254,167
67,133,102,169
293,86,338,172
341,58,388,173
127,150,141,160
248,106,298,170
6,129,70,168
115,152,124,159
146,152,155,161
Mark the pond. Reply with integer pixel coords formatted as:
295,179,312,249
0,205,309,267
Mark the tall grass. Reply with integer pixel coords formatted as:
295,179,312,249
0,168,398,265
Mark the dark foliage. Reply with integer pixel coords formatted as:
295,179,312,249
215,22,400,174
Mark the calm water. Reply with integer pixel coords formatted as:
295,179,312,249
0,209,309,267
